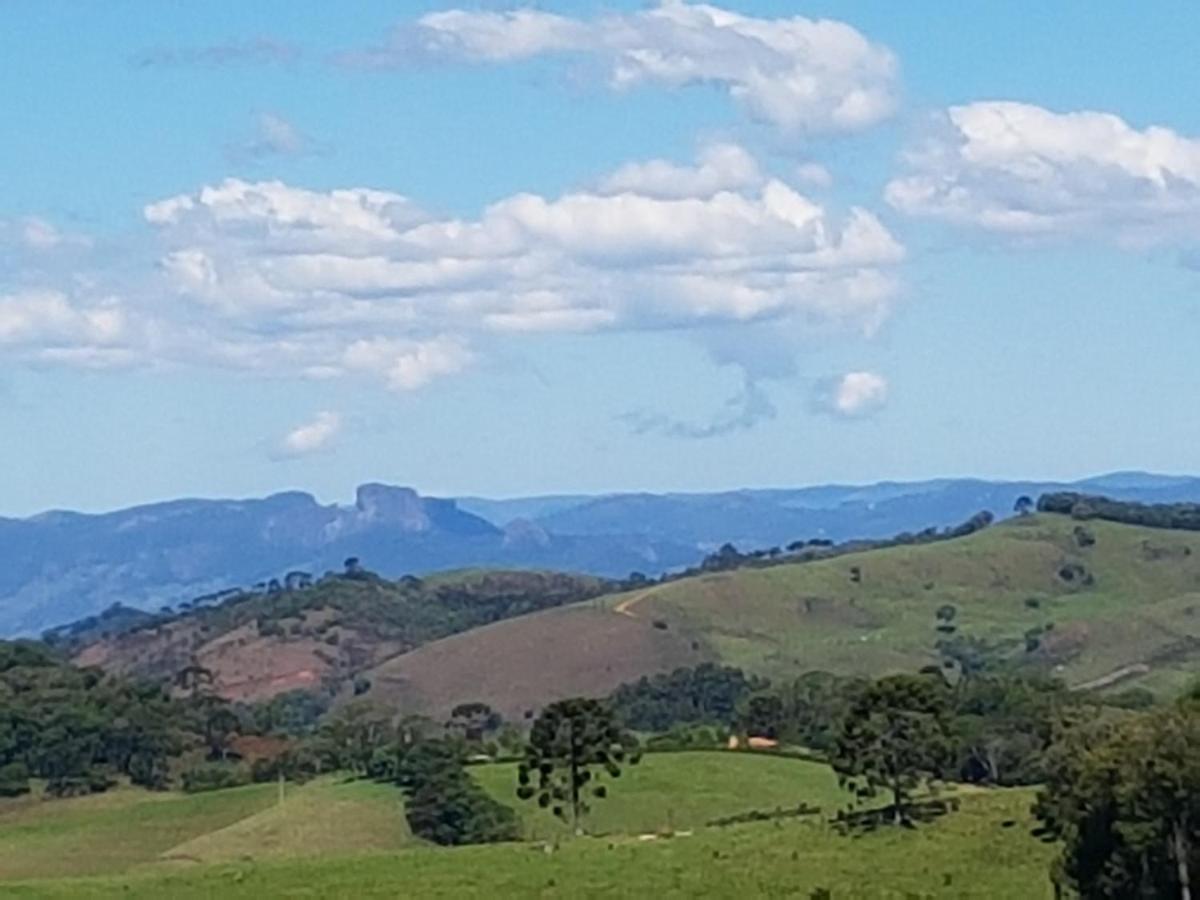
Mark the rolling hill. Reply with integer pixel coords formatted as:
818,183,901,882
357,512,1200,719
9,472,1200,637
70,569,610,703
0,754,1050,899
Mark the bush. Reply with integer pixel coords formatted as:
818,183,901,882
405,772,519,845
128,751,171,790
0,762,30,797
45,768,115,798
181,762,249,793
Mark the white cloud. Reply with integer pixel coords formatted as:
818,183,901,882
597,143,761,199
0,217,92,254
813,370,888,418
0,290,126,349
348,2,899,134
231,113,320,162
886,101,1200,245
794,162,833,189
341,336,472,391
0,145,901,395
143,146,904,354
277,410,341,457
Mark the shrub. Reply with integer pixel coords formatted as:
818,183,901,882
181,762,249,793
405,772,519,845
0,762,30,797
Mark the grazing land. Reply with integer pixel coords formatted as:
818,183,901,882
360,514,1200,719
473,750,847,838
0,761,1050,898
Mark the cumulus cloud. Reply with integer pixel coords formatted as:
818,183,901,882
341,336,472,392
143,147,902,336
0,290,127,351
345,2,899,134
276,410,340,458
0,217,91,253
886,101,1200,245
229,113,322,163
0,145,901,396
597,143,761,199
812,371,888,418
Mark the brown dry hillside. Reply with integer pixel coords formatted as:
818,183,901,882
70,569,609,702
357,604,707,720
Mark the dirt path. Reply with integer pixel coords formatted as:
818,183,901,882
1073,663,1150,692
614,589,654,618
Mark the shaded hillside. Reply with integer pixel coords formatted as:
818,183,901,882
357,513,1200,719
0,484,692,636
71,568,609,702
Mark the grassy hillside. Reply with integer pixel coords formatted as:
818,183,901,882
0,783,278,881
9,789,1051,898
358,514,1200,719
625,513,1200,693
0,778,410,882
156,778,413,865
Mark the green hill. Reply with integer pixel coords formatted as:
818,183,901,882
358,513,1200,720
8,789,1049,899
623,512,1200,694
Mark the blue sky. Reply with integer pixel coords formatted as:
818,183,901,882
3,1,1200,515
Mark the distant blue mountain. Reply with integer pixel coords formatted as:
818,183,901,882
462,474,1200,548
4,472,1200,636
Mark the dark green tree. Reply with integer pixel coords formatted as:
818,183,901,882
446,702,503,744
832,674,952,825
1034,705,1200,899
516,698,639,834
317,701,394,774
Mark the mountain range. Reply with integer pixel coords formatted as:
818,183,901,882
4,471,1200,636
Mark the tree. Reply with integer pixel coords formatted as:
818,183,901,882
202,704,240,761
174,660,214,699
393,738,518,845
318,701,394,774
516,698,639,834
446,702,503,744
1035,705,1200,899
1014,495,1035,516
832,674,952,825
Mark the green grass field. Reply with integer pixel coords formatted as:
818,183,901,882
474,750,848,838
4,789,1053,899
0,782,278,881
0,752,1058,898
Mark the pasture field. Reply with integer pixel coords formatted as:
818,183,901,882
3,788,1052,899
474,750,848,839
